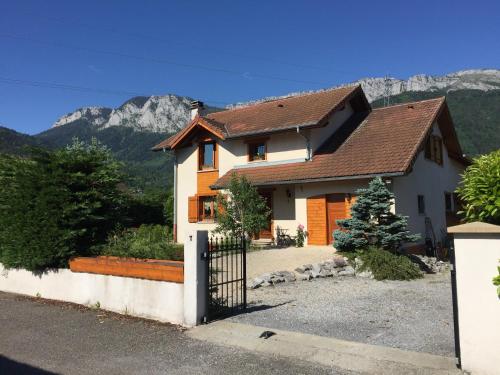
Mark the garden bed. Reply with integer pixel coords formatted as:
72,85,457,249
69,256,184,283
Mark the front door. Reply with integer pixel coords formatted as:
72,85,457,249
258,191,273,239
327,193,346,244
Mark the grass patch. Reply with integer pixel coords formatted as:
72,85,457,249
101,225,183,261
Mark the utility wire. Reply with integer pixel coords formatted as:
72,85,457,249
1,7,360,75
0,33,332,86
0,76,230,106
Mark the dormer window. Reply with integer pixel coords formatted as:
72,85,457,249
199,141,216,170
248,140,267,162
424,134,443,165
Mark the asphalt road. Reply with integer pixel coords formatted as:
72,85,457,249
0,292,354,375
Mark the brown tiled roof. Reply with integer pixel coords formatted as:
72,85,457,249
213,97,460,187
205,85,361,137
152,85,364,150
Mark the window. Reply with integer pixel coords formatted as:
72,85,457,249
199,142,216,170
424,135,443,165
199,196,216,222
248,141,266,162
445,192,453,212
417,195,426,215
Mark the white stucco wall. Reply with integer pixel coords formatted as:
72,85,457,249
310,102,354,153
0,264,185,324
392,122,465,243
452,231,500,375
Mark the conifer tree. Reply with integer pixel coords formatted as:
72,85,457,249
333,177,420,252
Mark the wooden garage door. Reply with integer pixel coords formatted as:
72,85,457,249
327,194,346,244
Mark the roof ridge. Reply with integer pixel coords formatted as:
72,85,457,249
372,96,445,111
211,84,360,115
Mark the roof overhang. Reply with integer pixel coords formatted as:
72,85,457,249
210,170,405,190
152,116,226,151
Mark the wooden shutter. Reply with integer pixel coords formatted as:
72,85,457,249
434,136,443,165
216,194,226,216
424,137,432,159
188,196,198,223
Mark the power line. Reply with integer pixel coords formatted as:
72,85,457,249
0,33,333,86
1,7,360,75
0,76,230,106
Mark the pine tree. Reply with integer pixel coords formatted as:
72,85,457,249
333,177,420,252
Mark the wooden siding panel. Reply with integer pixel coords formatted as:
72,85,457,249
307,195,328,245
197,170,219,195
188,196,198,223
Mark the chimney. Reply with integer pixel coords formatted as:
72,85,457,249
190,100,204,120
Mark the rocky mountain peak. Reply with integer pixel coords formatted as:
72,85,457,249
52,94,194,133
355,68,500,102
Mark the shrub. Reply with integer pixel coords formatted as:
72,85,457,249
456,150,500,224
0,139,126,271
356,247,423,281
215,174,271,239
296,224,306,247
101,225,183,261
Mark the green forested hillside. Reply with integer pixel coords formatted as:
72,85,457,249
372,89,500,156
35,121,174,190
0,126,47,156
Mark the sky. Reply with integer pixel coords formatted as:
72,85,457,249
0,0,499,135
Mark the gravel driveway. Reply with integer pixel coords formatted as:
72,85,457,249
230,273,455,356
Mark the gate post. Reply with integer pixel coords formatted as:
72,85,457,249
183,230,208,327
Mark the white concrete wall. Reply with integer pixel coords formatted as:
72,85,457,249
392,122,465,243
452,231,500,375
0,264,185,325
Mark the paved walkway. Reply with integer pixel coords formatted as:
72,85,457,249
0,292,352,375
247,245,335,279
188,321,462,375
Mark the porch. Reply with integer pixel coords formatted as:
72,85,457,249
255,180,363,246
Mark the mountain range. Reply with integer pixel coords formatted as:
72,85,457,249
1,69,499,190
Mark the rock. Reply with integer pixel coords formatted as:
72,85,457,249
261,281,271,287
249,277,264,289
294,266,306,274
310,269,321,278
333,257,348,267
280,271,296,282
338,266,355,276
261,273,272,282
303,264,313,271
319,269,333,277
297,273,312,281
271,277,285,285
311,263,322,273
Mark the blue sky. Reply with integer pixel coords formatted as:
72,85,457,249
1,0,499,134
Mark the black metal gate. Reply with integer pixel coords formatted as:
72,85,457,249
204,237,247,322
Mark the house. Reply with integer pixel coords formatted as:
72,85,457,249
153,85,468,248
